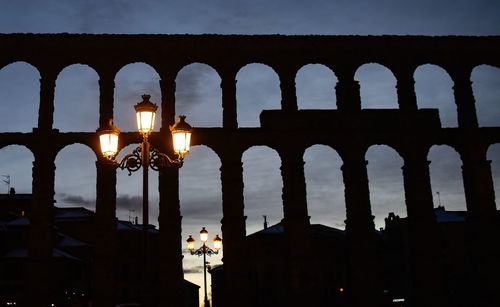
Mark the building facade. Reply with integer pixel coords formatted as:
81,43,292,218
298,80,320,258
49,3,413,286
211,207,499,307
0,191,200,306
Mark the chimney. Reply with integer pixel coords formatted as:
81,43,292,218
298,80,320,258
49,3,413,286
263,215,268,229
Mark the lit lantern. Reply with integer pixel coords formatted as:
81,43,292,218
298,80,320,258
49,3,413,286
97,119,120,159
187,235,195,251
170,115,192,157
213,234,222,251
200,227,208,243
134,94,158,135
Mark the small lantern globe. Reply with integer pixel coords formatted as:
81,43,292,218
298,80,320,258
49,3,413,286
170,115,192,158
97,119,120,159
213,234,222,250
200,227,208,243
134,94,158,135
187,235,195,251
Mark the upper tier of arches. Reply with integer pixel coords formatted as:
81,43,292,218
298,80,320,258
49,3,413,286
1,35,498,90
1,34,499,163
2,57,498,93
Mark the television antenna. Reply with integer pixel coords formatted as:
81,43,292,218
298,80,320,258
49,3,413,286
436,191,442,208
2,175,10,193
128,209,135,223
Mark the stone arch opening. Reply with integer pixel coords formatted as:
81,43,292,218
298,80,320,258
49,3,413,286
414,64,456,128
471,64,500,127
365,145,406,229
355,63,398,109
243,145,282,234
304,144,345,229
54,64,99,132
0,145,34,194
427,145,467,211
236,64,281,127
115,63,161,132
55,144,96,211
115,143,151,223
296,64,337,110
0,62,40,132
179,144,223,233
175,63,222,127
179,144,223,304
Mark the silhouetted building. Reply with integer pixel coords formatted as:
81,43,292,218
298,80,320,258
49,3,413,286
210,207,499,307
0,191,200,306
210,222,353,307
0,188,31,220
208,265,224,307
380,207,498,307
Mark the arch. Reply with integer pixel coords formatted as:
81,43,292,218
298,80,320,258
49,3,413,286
427,145,467,211
175,63,222,127
304,145,345,229
179,144,222,225
471,64,500,127
243,145,283,234
487,143,500,207
236,63,281,127
365,145,406,229
115,143,152,222
296,64,337,110
179,145,223,300
116,60,162,78
114,63,162,132
355,63,398,109
55,144,97,211
414,64,456,127
0,145,34,194
0,61,40,132
53,64,99,132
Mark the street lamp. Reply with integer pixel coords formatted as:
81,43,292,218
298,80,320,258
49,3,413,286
187,227,222,307
97,94,192,302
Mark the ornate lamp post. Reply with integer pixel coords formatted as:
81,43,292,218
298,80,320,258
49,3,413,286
97,94,192,303
187,227,222,307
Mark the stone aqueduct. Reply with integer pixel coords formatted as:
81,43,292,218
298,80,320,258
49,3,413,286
0,34,499,307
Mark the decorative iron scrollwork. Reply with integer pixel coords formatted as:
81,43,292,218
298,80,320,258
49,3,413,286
117,146,142,176
191,246,218,257
150,147,183,171
115,144,183,175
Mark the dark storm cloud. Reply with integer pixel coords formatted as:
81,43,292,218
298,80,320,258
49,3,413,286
2,0,499,35
118,79,161,101
176,64,220,109
73,0,135,33
56,194,94,207
180,198,223,221
0,0,136,33
185,0,500,35
115,65,161,99
116,194,142,211
57,193,143,214
183,265,203,274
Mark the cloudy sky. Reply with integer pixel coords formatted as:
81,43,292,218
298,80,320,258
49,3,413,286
1,0,499,300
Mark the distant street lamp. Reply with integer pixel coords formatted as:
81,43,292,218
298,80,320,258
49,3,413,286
187,227,222,307
97,94,192,302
